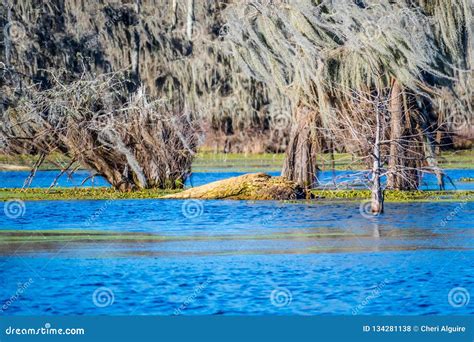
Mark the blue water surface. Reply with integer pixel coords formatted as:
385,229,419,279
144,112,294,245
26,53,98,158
1,251,473,315
0,165,473,316
1,169,473,190
0,196,473,315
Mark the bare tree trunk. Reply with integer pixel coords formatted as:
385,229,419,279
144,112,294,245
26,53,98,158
186,0,194,40
132,0,141,78
387,80,403,189
371,106,384,214
387,81,419,190
281,106,318,188
424,135,445,190
418,99,445,190
435,130,442,156
3,0,12,67
171,0,178,28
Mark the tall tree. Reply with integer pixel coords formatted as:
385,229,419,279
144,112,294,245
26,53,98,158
224,0,471,192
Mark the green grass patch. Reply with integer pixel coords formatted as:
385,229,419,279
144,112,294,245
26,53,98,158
437,150,474,169
0,187,472,202
311,189,474,202
0,187,179,201
0,152,73,171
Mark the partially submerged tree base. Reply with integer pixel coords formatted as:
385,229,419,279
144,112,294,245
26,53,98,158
282,107,318,188
164,173,307,200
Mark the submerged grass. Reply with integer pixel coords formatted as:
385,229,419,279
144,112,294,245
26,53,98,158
0,228,457,257
0,226,443,245
0,229,354,245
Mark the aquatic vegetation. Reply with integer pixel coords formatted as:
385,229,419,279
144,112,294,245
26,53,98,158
0,229,354,245
311,190,474,202
0,185,472,203
0,226,446,249
0,187,178,201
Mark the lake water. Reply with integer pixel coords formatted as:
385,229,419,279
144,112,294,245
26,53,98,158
0,170,473,315
1,169,473,190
